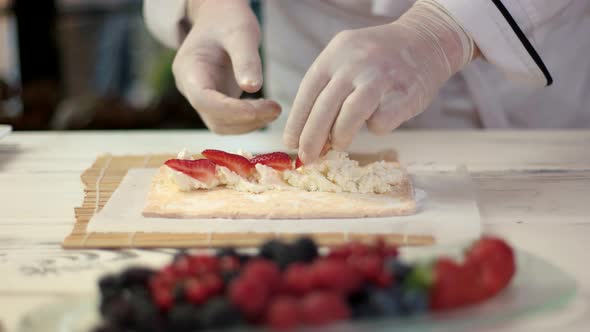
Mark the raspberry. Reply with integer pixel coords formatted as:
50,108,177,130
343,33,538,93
185,278,209,304
347,253,383,283
173,256,192,278
283,263,315,296
219,255,241,272
242,259,282,291
201,273,224,297
265,296,302,330
300,291,350,326
229,277,270,318
310,259,362,294
153,287,173,310
327,245,352,260
188,255,220,275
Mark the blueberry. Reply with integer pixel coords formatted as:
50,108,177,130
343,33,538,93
167,304,202,332
385,259,413,284
292,237,318,263
119,266,156,288
369,289,403,317
399,288,429,315
197,296,242,329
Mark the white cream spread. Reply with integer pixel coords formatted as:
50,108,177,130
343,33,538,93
166,149,403,194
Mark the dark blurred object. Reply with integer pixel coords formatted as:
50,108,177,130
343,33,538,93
11,0,62,129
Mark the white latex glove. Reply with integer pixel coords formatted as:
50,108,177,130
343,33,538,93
172,0,281,134
283,0,475,163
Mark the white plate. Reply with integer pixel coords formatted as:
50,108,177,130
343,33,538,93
0,125,11,139
16,249,577,332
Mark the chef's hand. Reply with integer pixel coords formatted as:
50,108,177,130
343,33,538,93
173,0,281,134
283,0,475,163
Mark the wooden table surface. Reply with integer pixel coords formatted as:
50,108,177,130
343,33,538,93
1,130,589,331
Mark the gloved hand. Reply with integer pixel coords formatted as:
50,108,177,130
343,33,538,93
283,0,475,163
172,0,281,134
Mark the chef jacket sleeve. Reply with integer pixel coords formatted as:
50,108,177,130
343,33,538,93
143,0,188,49
434,0,589,87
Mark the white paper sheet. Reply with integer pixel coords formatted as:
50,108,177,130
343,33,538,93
87,166,482,245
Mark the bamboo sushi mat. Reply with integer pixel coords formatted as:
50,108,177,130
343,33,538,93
62,154,435,249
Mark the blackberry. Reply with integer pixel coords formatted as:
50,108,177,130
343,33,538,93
127,294,165,332
259,239,297,269
101,295,135,328
167,304,202,332
348,286,380,319
385,259,413,284
292,237,319,263
216,247,238,258
197,296,242,329
98,274,122,301
119,266,156,288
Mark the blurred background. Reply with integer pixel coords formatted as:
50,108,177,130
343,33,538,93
0,0,263,131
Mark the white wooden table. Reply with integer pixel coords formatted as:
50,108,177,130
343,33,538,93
1,130,590,331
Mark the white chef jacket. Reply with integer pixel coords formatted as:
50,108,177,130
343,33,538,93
143,0,590,130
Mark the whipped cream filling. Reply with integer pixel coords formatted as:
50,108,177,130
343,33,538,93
166,149,403,194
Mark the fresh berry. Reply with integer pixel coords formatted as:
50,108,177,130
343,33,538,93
172,257,192,278
153,287,174,310
259,239,297,269
98,274,122,301
219,255,241,272
295,157,304,169
282,263,315,296
368,288,403,317
229,276,270,318
167,304,202,332
430,257,470,310
466,237,516,297
202,273,224,296
201,149,255,178
311,259,362,294
119,267,156,288
347,253,383,283
292,237,319,263
185,278,209,304
242,259,282,291
164,159,217,185
300,291,350,326
385,259,413,284
188,255,219,275
250,152,293,171
399,288,429,315
265,296,302,330
197,296,242,329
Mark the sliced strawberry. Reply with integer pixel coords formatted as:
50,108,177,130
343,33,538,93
295,157,304,169
250,152,293,171
164,159,217,185
466,237,515,297
201,149,255,178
